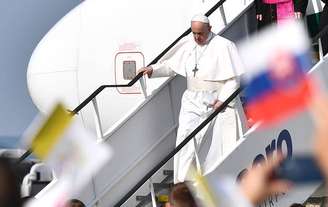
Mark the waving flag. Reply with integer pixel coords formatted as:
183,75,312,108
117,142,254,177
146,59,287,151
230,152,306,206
239,21,315,126
22,104,112,207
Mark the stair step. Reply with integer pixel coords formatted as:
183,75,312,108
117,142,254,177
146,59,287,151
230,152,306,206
153,183,173,190
136,195,147,201
163,170,173,176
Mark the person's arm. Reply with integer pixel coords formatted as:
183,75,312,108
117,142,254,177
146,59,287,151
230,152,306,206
202,156,290,207
137,62,175,78
150,62,176,78
218,78,239,103
212,40,244,110
212,78,239,110
239,155,292,206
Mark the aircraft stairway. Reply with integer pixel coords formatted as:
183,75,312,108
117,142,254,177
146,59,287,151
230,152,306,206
116,54,328,207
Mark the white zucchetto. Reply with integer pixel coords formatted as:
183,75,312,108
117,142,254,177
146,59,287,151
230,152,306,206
191,14,210,24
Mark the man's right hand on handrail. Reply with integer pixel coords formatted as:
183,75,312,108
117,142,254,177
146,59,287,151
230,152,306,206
138,66,153,78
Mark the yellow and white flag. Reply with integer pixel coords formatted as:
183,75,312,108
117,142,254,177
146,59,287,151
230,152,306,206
22,103,112,207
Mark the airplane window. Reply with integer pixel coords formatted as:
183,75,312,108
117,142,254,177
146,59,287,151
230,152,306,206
123,60,136,80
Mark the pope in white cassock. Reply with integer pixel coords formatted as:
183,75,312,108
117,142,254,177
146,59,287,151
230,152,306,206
139,14,247,183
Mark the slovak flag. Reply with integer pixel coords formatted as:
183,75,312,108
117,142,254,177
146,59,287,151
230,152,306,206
239,21,315,126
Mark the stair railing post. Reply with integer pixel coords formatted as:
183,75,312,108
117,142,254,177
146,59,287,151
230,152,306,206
149,178,157,207
193,137,202,175
319,38,324,61
219,4,228,26
139,75,148,98
92,97,105,142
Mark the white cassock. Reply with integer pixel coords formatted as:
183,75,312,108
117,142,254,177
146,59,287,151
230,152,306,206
150,32,247,183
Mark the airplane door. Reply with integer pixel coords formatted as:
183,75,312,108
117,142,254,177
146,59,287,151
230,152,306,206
114,51,145,94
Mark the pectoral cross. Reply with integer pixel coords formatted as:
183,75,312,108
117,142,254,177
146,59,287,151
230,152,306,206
192,64,198,77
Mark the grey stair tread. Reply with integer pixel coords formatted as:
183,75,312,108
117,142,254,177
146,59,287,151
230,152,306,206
153,183,173,190
163,170,173,176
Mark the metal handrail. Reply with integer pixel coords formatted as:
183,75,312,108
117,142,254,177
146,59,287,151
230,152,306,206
71,72,144,114
16,72,143,164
